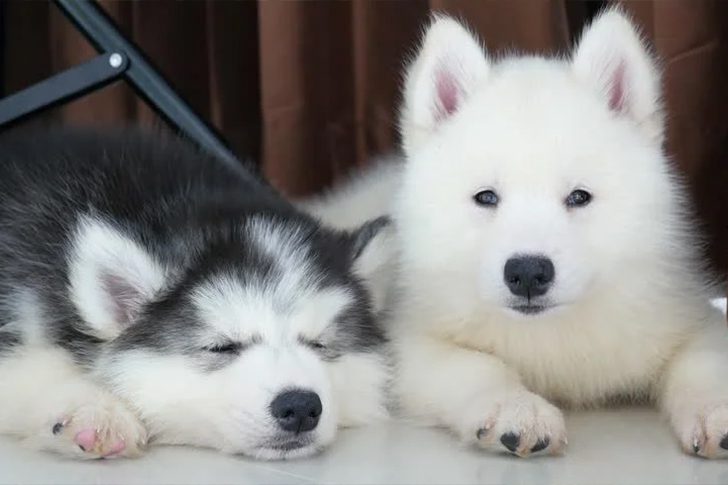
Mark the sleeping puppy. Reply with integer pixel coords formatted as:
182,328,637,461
0,127,390,460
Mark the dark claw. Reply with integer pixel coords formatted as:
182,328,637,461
52,423,63,435
500,432,520,453
720,435,728,451
78,445,86,452
531,437,550,453
476,428,488,440
693,439,701,454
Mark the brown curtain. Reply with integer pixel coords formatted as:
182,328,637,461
3,0,728,275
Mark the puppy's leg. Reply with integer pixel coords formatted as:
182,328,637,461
0,346,147,459
395,335,566,457
661,321,728,459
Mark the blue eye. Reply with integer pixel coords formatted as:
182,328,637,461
473,189,499,207
565,189,592,208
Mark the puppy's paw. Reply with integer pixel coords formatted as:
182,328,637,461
460,391,567,457
674,402,728,459
39,397,147,459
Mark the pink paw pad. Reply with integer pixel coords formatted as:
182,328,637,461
74,429,97,452
73,428,126,457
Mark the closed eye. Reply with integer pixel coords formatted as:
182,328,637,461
205,335,261,355
298,335,342,361
298,336,327,351
206,342,244,354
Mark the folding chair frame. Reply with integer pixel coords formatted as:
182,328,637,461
0,0,249,179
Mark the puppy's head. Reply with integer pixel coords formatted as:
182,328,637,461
396,10,678,320
68,214,390,459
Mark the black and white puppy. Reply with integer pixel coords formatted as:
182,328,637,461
0,127,391,460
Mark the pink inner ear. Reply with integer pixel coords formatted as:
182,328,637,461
608,60,627,112
101,271,142,327
434,67,461,121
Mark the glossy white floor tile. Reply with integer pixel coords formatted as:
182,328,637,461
1,409,726,485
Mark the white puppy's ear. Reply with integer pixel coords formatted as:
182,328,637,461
399,15,489,154
572,9,664,142
69,218,169,340
350,217,396,312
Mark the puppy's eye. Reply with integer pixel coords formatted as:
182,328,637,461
299,337,327,351
473,189,499,207
565,189,592,208
205,335,261,355
308,341,326,350
206,342,244,354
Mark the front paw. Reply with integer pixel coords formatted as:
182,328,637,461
459,391,567,457
673,402,728,459
44,397,148,459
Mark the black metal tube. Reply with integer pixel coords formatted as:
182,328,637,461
53,0,252,180
0,53,127,128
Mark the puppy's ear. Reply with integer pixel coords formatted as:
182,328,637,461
572,8,664,142
349,217,396,312
399,15,489,155
68,217,170,340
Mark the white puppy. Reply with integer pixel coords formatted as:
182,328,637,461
302,9,728,458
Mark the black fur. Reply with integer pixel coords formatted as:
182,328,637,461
0,329,20,355
0,127,386,366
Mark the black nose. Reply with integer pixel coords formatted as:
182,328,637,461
504,256,555,298
270,390,322,433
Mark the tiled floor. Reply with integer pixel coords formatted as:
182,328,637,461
1,408,726,485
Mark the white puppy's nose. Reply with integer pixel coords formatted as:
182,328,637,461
270,390,322,433
504,255,555,298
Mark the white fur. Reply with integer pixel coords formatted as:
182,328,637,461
0,216,388,460
303,9,728,458
0,347,147,459
328,352,390,427
399,15,489,155
69,216,168,340
299,159,401,312
298,176,404,311
300,156,404,231
571,10,664,143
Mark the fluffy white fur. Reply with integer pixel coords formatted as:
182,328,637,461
302,9,728,458
0,347,149,458
69,217,169,340
0,217,388,460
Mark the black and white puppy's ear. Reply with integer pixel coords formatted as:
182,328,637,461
68,217,169,340
399,14,489,155
349,216,396,312
572,8,664,142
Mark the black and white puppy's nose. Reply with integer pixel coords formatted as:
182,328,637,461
504,255,555,298
270,389,322,433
